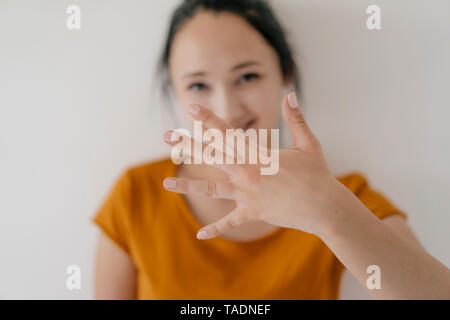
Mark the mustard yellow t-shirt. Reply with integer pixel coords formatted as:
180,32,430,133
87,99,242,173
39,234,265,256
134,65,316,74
92,158,406,299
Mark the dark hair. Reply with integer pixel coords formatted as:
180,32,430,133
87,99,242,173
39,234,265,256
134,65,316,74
156,0,300,104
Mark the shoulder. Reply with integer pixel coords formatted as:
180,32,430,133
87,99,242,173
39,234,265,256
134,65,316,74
336,171,369,195
126,157,175,183
93,157,176,255
119,157,176,209
122,157,175,197
336,172,407,220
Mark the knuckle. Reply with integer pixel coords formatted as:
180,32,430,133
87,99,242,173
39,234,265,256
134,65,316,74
210,223,221,235
226,216,239,229
204,180,217,198
290,111,306,125
237,212,250,224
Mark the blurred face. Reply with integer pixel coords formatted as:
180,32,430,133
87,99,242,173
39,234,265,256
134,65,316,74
168,10,290,131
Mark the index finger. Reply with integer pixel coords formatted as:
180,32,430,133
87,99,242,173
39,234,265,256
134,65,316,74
186,104,259,164
187,103,233,134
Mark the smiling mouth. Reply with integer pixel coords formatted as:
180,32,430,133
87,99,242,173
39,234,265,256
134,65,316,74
242,119,256,131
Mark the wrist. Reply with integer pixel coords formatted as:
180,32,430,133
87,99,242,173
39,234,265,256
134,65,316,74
314,178,370,241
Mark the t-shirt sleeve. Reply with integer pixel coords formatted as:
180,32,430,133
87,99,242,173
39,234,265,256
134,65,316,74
92,170,133,255
339,173,407,221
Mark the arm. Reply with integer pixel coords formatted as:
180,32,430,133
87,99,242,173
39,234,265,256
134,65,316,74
318,185,450,300
94,232,137,299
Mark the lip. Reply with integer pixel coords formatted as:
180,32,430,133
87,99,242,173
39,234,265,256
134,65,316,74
242,118,256,131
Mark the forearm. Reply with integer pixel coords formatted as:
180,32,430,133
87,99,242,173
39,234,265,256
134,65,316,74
317,188,450,299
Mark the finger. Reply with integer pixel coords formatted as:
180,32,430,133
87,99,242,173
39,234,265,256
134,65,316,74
186,103,233,134
164,129,234,161
164,129,229,167
186,104,259,164
162,177,239,200
163,130,182,147
281,92,319,151
163,129,237,175
196,206,251,240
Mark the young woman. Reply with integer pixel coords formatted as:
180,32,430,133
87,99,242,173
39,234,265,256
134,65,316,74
93,0,450,299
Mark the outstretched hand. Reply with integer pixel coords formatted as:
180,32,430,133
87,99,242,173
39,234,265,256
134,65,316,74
163,92,359,240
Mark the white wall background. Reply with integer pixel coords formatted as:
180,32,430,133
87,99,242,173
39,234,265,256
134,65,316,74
0,0,449,299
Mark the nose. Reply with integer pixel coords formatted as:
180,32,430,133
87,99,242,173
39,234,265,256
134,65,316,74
210,87,250,128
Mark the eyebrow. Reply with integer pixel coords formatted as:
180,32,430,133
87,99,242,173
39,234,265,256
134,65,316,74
182,60,261,79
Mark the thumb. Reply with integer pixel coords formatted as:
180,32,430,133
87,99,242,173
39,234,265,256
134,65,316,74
282,92,318,150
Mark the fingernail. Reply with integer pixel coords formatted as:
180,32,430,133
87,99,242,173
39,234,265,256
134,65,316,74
188,104,200,115
197,230,209,240
288,92,298,109
164,130,173,142
170,131,181,142
163,178,177,189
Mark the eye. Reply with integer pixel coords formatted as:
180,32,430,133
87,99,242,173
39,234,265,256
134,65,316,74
188,82,208,91
237,73,260,84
